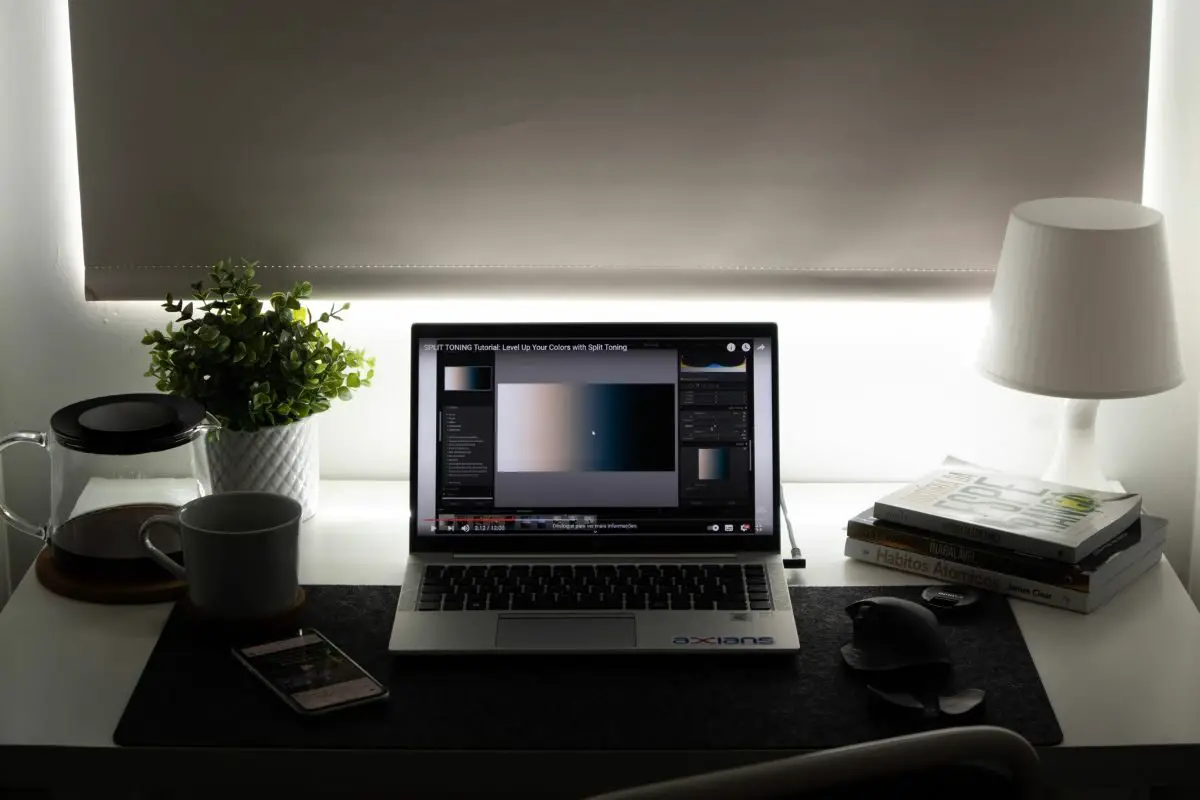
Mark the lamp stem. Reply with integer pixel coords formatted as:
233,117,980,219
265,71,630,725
1042,398,1125,492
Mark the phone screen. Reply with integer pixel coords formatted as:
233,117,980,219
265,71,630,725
236,631,387,713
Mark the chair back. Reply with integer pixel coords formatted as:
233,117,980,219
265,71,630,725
586,725,1041,800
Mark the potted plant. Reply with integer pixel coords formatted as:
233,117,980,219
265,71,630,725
142,259,373,519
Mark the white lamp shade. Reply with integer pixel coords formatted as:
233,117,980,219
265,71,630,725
978,197,1184,399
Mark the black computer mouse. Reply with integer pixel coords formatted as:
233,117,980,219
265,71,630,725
839,596,951,677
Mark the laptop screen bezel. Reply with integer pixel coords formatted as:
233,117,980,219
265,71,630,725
408,322,781,555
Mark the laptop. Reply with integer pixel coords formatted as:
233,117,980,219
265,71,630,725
389,322,798,654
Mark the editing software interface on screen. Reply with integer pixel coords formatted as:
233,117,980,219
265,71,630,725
415,334,775,537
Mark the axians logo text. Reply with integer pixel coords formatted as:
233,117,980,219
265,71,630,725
672,636,776,645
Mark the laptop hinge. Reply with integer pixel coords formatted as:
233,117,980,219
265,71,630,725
451,553,742,560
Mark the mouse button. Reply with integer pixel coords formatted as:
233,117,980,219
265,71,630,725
860,622,951,664
900,625,951,656
892,597,941,625
850,612,881,633
840,641,893,672
844,599,875,619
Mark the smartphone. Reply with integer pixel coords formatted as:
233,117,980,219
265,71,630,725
232,628,389,715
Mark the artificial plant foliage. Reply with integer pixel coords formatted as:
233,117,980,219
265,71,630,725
143,259,374,432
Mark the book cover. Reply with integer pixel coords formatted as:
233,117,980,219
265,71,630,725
844,537,1163,614
847,510,1167,592
873,467,1142,562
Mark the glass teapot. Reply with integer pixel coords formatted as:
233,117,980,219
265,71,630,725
0,393,219,581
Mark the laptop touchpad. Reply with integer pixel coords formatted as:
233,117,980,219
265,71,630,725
496,616,636,650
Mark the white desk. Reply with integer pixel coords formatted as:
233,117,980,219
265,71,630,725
1,481,1199,796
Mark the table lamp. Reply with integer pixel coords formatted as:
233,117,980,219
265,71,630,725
976,197,1184,492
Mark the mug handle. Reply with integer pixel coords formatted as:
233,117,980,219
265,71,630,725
0,432,49,540
139,515,187,580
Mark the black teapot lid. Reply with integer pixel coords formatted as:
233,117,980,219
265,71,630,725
51,394,209,455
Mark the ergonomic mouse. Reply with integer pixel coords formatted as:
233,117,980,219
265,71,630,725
839,596,951,676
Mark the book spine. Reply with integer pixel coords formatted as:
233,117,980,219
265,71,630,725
844,538,1092,613
872,502,1075,561
846,520,1097,591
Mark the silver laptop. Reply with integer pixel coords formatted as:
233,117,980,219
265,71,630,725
389,322,798,654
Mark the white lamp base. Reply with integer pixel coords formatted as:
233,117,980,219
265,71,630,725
1042,398,1126,493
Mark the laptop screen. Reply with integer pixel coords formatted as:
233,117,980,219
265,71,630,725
411,324,778,552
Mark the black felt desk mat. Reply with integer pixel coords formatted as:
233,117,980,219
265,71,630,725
114,584,1062,749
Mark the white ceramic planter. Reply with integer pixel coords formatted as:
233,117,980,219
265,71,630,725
203,416,319,520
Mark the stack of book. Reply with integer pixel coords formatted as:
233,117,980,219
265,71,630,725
844,466,1166,614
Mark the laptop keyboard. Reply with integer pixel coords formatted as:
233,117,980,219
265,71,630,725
417,563,772,612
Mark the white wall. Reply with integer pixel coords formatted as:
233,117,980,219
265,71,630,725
1144,0,1200,596
2,0,1196,594
1,0,84,578
0,460,8,609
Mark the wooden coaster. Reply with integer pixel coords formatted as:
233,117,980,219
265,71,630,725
179,587,308,634
35,548,187,604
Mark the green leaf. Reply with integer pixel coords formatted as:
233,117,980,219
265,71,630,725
145,260,373,425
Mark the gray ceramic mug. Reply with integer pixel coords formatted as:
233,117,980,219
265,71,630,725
139,491,302,619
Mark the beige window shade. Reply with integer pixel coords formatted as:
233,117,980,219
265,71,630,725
69,0,1151,299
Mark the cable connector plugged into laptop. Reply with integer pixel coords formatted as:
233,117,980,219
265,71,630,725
780,482,805,569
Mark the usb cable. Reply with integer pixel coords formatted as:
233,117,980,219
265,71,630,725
780,482,806,569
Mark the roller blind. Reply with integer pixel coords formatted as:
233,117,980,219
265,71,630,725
69,0,1151,299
